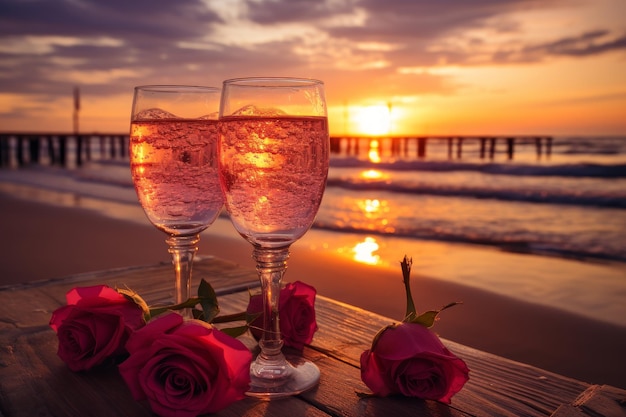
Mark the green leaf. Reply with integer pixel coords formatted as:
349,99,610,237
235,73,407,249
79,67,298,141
191,308,203,320
198,279,220,323
148,297,201,319
408,302,462,328
211,311,248,323
411,310,439,328
219,325,250,338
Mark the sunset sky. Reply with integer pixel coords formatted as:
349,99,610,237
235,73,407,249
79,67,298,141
1,0,624,136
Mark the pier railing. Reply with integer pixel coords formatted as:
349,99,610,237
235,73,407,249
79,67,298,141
0,133,128,168
330,135,553,160
0,133,554,169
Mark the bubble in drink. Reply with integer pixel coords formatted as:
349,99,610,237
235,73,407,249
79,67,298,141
232,105,287,117
134,108,180,120
130,118,224,235
199,112,219,120
219,115,329,247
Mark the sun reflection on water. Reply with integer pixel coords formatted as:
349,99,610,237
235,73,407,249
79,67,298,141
352,236,380,265
360,169,384,180
359,199,383,218
368,139,381,163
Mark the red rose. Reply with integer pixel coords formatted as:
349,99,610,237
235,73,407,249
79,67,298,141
360,322,469,403
49,285,145,371
118,312,252,417
247,281,318,350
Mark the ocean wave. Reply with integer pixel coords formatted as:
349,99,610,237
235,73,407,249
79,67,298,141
69,159,626,208
312,220,626,263
325,177,626,208
330,157,626,178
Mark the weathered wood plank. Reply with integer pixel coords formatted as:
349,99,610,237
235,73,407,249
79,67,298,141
0,257,259,329
2,260,622,417
215,291,594,417
0,256,258,295
302,349,468,417
0,330,328,417
0,324,466,417
550,385,626,417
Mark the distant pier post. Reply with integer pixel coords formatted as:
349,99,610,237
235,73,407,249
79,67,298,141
417,137,426,158
28,136,40,164
59,135,68,167
99,136,106,157
109,135,117,158
118,135,126,158
0,135,9,167
16,136,25,166
330,137,341,153
535,137,542,159
46,136,56,165
456,137,464,159
489,138,496,159
391,137,400,156
447,137,453,159
402,138,409,156
85,135,92,161
76,135,83,166
479,137,487,159
506,137,514,160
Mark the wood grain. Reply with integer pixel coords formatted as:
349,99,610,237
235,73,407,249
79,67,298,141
1,259,623,417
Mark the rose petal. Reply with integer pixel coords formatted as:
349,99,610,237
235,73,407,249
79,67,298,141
125,311,183,354
247,281,318,350
373,323,449,361
360,322,469,402
118,313,252,416
360,350,394,396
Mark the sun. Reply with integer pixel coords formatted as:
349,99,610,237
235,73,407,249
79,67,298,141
353,105,391,136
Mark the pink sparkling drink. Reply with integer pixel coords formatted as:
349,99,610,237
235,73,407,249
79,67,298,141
130,118,223,236
218,116,329,248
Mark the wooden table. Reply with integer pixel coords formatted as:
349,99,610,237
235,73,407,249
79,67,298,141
1,257,624,417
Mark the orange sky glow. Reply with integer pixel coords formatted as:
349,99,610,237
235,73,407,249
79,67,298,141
0,0,624,136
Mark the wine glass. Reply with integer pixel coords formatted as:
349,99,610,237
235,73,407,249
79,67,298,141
129,85,223,317
218,77,329,398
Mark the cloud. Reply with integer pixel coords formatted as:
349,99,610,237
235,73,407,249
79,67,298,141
519,31,626,59
244,0,356,23
0,0,221,38
327,0,540,42
0,0,624,127
0,0,227,98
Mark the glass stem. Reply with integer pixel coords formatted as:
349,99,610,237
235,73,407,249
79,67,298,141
251,246,291,380
166,234,199,319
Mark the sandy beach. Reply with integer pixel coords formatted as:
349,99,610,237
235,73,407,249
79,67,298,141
1,191,625,390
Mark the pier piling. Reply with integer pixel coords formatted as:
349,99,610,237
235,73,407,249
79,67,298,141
328,135,553,161
0,133,130,169
0,133,554,169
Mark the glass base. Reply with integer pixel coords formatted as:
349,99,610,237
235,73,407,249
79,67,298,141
246,356,320,399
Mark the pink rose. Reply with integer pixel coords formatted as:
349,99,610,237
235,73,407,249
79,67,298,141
118,312,252,417
247,281,318,350
360,322,469,403
49,285,145,371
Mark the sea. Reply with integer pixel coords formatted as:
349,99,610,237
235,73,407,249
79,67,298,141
1,134,625,326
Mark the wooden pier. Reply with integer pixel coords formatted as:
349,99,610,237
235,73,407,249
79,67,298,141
0,132,128,168
330,135,553,160
1,133,554,169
